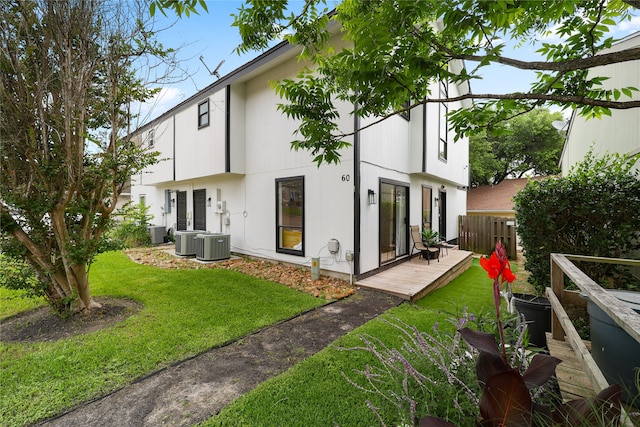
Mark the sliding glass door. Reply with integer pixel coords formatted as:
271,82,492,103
380,181,408,264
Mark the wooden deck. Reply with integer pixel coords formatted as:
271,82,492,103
356,248,474,301
546,332,596,401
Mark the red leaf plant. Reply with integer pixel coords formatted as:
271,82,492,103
421,241,621,427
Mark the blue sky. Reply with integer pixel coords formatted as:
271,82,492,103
136,1,640,124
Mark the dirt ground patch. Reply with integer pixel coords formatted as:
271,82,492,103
0,297,142,343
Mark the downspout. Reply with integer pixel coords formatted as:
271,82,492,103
225,85,231,173
353,105,361,276
422,102,427,173
173,114,176,181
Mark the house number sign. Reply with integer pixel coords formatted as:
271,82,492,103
341,174,350,182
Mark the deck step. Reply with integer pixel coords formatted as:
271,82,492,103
546,332,595,401
356,249,473,301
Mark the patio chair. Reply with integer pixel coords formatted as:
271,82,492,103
436,235,452,256
410,225,439,264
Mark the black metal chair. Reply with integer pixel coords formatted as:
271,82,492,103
410,225,439,264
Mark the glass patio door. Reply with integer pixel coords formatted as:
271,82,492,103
380,182,408,264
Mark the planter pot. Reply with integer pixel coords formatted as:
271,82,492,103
512,293,551,348
583,290,640,404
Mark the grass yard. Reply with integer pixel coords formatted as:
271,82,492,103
202,259,500,427
0,251,326,427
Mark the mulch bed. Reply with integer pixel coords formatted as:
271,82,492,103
125,246,356,300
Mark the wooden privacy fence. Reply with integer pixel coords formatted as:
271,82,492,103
457,215,517,258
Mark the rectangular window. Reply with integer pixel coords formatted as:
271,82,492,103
164,189,172,213
276,176,304,256
198,99,209,128
399,99,411,121
147,128,155,148
438,81,448,160
422,186,432,230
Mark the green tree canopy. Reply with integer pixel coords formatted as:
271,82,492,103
0,0,169,312
183,0,640,165
470,109,565,186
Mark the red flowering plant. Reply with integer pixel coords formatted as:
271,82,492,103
421,241,621,427
478,240,516,363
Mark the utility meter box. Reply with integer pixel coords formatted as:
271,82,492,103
216,200,226,213
328,238,340,254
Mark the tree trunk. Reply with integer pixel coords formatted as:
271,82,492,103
72,264,101,312
1,1,159,316
19,229,100,312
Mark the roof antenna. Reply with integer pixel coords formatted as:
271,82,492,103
199,56,224,79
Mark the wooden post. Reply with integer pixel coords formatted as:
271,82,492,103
550,254,565,341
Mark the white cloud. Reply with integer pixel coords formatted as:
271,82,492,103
133,87,186,126
617,16,640,33
536,24,565,44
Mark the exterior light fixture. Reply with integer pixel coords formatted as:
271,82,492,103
368,189,377,205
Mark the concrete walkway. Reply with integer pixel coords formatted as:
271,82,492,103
38,289,403,427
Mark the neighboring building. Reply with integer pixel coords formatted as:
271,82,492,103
466,177,545,218
130,29,470,280
560,31,640,174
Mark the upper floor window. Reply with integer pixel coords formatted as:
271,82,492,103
147,128,155,149
438,80,448,160
399,99,411,121
198,99,209,128
276,176,304,256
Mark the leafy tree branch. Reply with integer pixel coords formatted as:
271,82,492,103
229,0,640,164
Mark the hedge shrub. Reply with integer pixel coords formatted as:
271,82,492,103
514,151,640,295
107,202,153,248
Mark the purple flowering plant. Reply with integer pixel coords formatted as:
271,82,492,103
343,241,622,426
422,241,622,427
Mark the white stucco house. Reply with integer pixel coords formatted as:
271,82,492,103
130,29,470,280
560,31,640,174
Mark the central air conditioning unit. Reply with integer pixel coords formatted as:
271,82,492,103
195,233,230,261
147,225,166,245
174,230,205,256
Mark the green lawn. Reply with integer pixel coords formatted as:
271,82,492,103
202,259,498,426
0,251,325,427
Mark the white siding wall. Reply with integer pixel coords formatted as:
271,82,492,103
141,117,174,185
175,90,227,180
562,34,640,174
240,55,356,275
229,85,246,174
356,81,469,274
424,83,470,187
359,114,412,172
132,32,469,278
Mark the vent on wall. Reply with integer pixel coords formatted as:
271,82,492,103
196,233,230,261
